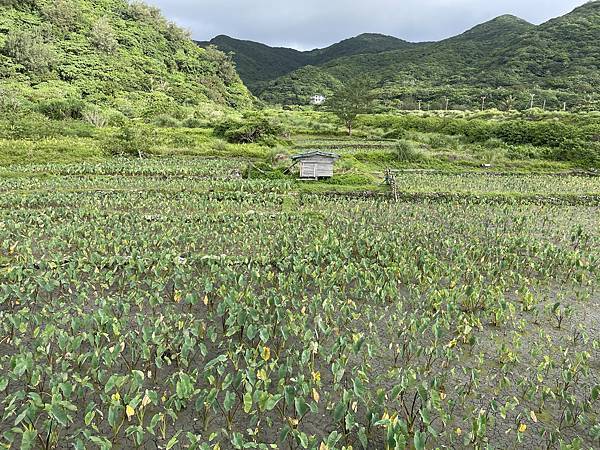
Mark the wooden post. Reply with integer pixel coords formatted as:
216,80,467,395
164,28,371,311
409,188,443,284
385,169,399,203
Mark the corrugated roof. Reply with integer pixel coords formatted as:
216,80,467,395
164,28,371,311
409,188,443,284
291,150,340,160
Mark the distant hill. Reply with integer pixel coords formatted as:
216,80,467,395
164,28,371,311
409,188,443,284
204,2,600,109
199,35,312,89
0,0,252,119
198,33,408,93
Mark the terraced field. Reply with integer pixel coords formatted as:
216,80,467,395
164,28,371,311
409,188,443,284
1,158,599,449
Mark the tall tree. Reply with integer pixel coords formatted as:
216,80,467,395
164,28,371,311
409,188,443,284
325,78,374,135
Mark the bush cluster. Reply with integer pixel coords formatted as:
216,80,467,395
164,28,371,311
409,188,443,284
37,98,86,120
213,113,285,146
365,115,598,165
104,125,151,157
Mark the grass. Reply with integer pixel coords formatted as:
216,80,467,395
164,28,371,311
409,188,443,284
0,110,595,193
0,137,107,166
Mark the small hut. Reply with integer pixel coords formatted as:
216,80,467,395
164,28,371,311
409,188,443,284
292,151,340,180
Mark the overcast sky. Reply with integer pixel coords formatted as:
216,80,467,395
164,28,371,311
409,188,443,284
145,0,589,50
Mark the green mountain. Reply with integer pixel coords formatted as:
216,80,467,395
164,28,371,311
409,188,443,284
200,35,312,90
199,33,408,93
206,2,600,109
0,0,252,120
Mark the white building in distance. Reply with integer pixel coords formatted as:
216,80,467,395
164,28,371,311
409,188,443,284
310,94,326,105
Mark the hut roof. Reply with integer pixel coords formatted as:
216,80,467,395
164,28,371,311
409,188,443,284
291,150,340,161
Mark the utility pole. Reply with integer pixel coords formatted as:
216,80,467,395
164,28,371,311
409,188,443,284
563,102,567,111
445,97,449,111
529,93,536,109
542,99,546,110
417,100,422,111
481,96,487,111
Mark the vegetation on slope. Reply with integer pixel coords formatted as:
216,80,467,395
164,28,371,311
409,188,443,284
198,35,312,89
0,0,253,123
200,33,407,93
208,2,600,109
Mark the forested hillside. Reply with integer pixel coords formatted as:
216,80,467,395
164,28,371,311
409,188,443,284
206,1,600,109
199,33,407,93
0,0,252,121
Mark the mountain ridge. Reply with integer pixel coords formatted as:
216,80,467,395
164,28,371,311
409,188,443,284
202,2,600,109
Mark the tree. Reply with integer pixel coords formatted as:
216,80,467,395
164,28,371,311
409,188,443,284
204,45,238,84
325,78,374,135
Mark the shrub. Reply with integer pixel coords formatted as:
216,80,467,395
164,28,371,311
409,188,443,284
140,91,182,119
153,115,181,128
213,113,285,146
126,1,163,23
429,134,460,150
43,0,79,32
505,145,549,161
482,138,507,150
0,0,36,10
82,106,108,128
181,117,205,128
104,125,152,157
38,98,86,120
396,140,424,162
2,29,56,74
0,87,26,115
550,140,600,167
382,127,406,140
91,17,118,54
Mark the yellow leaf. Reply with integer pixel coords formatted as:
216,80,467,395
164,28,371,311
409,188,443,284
288,417,299,427
111,392,121,402
174,290,182,303
518,423,527,433
312,371,321,383
261,346,271,361
319,443,329,450
141,394,151,408
257,369,268,382
455,427,462,436
203,295,209,306
126,405,135,420
530,411,538,423
312,388,320,403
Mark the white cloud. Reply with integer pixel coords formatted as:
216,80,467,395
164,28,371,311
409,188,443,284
145,0,588,49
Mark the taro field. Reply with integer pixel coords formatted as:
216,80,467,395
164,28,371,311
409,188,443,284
1,158,599,450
